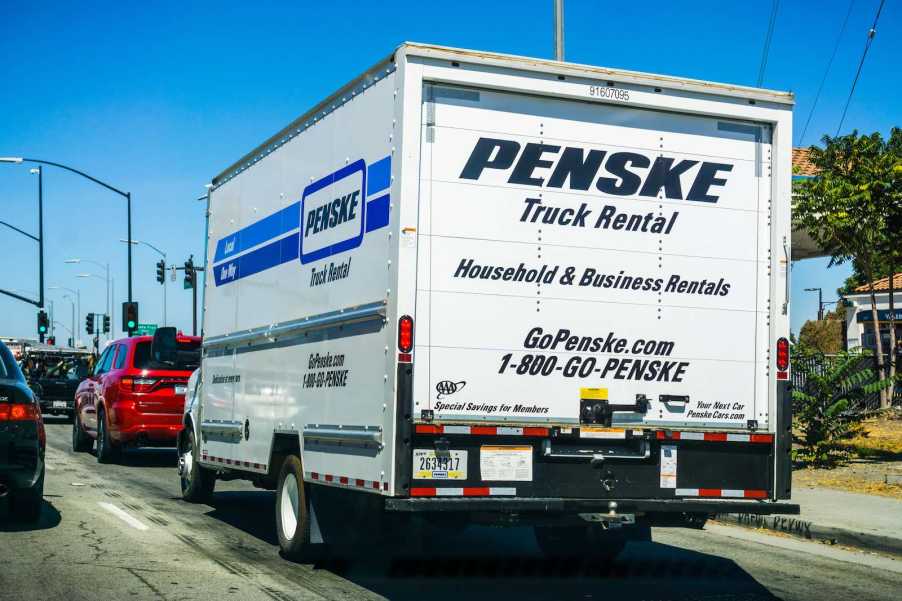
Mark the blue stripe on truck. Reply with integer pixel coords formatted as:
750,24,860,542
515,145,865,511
212,155,391,286
213,202,300,263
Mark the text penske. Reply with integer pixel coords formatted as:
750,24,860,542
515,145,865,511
460,137,733,203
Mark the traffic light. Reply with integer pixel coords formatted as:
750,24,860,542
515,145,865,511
122,301,139,333
156,259,166,284
103,314,111,334
86,313,95,335
37,310,49,336
184,256,195,289
47,336,55,346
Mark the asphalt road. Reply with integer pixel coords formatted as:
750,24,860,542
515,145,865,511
1,420,900,601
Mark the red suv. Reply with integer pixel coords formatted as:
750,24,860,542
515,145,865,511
72,334,201,462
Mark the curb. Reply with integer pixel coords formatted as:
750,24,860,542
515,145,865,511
714,513,902,558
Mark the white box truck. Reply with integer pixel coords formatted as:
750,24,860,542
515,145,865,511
178,42,799,560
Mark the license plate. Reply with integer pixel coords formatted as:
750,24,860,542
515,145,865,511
174,385,187,395
413,449,467,480
52,400,67,409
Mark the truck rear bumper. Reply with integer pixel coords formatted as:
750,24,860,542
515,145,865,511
385,497,799,516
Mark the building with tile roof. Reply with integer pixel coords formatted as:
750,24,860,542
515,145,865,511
843,273,902,353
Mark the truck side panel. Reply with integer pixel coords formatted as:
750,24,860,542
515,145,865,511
201,70,401,491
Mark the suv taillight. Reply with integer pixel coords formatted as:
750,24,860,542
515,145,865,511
120,377,159,393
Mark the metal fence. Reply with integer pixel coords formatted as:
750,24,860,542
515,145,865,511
791,353,902,412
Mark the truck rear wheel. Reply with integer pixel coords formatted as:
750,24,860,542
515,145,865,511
276,455,312,560
534,523,642,562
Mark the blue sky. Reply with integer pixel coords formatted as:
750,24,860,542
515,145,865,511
0,0,899,343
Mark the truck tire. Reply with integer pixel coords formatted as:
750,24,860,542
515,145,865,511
534,524,631,562
179,429,216,503
10,469,44,523
276,455,312,561
72,412,93,453
95,407,120,464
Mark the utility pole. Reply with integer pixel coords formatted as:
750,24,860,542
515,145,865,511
554,0,565,61
805,287,825,320
36,166,44,309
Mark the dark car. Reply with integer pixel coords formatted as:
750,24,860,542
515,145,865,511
0,339,46,522
20,347,91,420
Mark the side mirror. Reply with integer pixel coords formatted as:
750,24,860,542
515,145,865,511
152,327,178,365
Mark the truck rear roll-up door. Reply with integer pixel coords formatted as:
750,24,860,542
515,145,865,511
415,84,772,430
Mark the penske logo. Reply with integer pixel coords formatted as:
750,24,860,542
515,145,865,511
211,155,391,285
459,137,734,203
304,190,361,238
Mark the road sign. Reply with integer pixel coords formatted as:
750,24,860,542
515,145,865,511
134,323,158,336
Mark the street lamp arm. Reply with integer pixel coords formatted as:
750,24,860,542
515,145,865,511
142,241,166,258
21,158,129,198
0,219,39,242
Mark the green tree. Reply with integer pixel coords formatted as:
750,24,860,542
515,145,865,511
794,129,901,408
798,306,844,354
791,346,889,467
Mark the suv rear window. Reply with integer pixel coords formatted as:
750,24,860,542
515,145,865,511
133,340,201,371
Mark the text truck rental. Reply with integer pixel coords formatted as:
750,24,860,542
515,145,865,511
178,43,799,559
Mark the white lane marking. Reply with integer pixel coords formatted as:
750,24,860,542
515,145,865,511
98,502,149,531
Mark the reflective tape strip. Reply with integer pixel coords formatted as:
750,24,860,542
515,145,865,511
306,471,386,491
414,425,549,437
655,431,773,443
409,487,517,497
201,453,266,472
676,488,768,499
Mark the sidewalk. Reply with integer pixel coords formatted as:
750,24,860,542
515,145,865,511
715,486,902,557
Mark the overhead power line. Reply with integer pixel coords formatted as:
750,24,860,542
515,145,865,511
798,0,855,146
757,0,781,87
836,0,886,136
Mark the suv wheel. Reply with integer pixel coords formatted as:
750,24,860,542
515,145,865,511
72,411,93,453
96,407,120,464
179,429,215,502
10,469,44,523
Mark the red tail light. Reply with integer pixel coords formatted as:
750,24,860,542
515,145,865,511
776,337,789,379
120,377,159,393
398,315,414,353
0,403,40,421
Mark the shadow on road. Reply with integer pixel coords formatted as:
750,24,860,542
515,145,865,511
201,488,778,601
337,530,781,601
204,489,278,546
0,498,62,532
105,447,179,469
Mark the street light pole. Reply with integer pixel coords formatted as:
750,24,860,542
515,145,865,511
50,286,81,346
2,156,132,333
36,166,44,309
121,239,167,326
805,287,825,320
62,294,75,346
67,258,111,338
